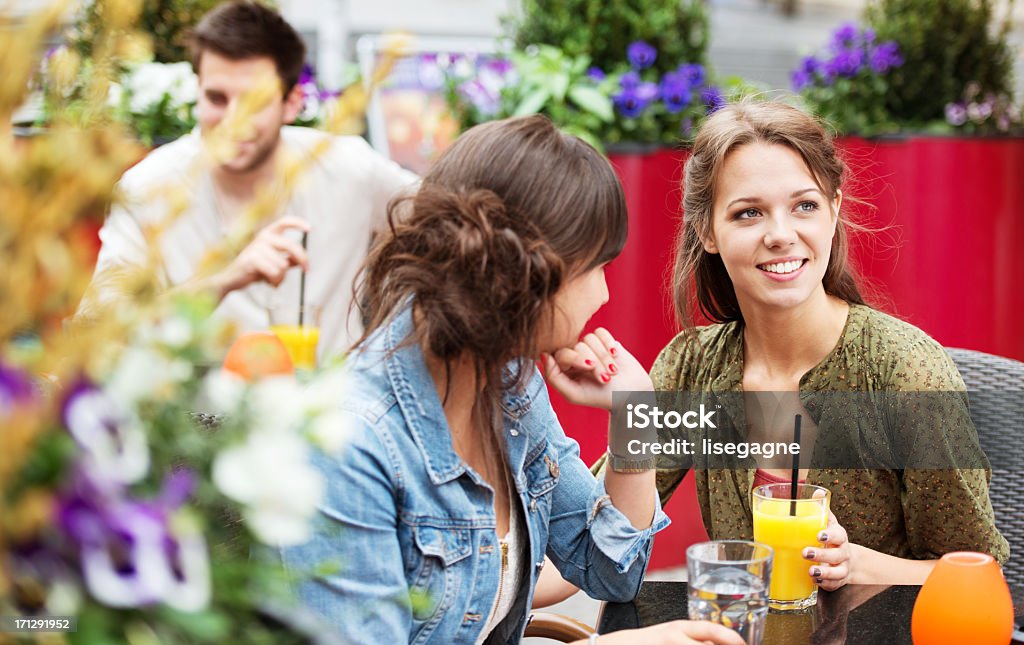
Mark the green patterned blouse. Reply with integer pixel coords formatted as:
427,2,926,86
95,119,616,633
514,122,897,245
595,303,1009,564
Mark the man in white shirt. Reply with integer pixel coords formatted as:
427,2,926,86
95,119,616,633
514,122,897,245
83,0,416,361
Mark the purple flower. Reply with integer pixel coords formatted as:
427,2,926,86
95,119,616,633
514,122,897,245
298,63,315,87
701,86,726,113
791,69,813,91
619,70,641,91
57,467,210,611
613,82,659,118
636,81,660,102
869,41,903,74
945,103,968,126
830,48,865,78
627,40,657,70
486,58,515,76
458,79,501,116
800,56,821,76
417,59,446,91
791,56,821,91
159,470,197,509
0,362,35,416
677,63,705,87
863,28,877,44
830,22,860,49
587,67,606,82
660,71,692,113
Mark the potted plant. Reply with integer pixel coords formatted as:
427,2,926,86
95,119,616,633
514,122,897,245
790,6,1024,366
2,6,370,641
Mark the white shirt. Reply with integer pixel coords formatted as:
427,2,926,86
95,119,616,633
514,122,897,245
476,473,527,644
90,126,417,361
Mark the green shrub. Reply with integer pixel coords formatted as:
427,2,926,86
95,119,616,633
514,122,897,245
72,0,243,64
511,0,709,76
865,0,1014,125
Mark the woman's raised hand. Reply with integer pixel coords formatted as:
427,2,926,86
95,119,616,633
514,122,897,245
542,328,653,411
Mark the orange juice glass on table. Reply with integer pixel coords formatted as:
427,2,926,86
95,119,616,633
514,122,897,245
269,305,321,371
752,483,830,612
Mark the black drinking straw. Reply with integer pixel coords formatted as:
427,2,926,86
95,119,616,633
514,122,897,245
789,414,802,516
298,231,308,326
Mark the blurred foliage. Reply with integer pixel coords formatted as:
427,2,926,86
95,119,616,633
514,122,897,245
2,0,402,640
865,0,1015,126
510,0,709,76
70,0,226,64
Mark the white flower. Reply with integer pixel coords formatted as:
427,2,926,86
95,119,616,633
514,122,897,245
155,316,193,348
300,366,349,413
64,388,150,484
122,61,197,114
306,408,353,454
249,376,306,434
212,431,325,546
106,346,182,405
107,82,123,109
198,369,247,416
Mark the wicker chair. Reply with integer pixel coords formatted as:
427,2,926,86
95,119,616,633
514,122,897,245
947,348,1024,586
523,612,595,641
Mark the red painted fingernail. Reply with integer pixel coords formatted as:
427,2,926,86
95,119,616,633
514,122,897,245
584,359,593,367
610,347,618,357
601,373,611,383
608,363,618,374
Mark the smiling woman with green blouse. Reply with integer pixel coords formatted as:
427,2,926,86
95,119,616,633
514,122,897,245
536,100,1006,608
622,99,1006,590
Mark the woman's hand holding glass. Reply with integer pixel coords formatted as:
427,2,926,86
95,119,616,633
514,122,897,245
804,512,856,591
542,327,652,411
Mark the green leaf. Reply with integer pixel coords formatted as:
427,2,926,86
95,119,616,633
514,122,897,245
568,86,614,122
513,88,551,116
542,72,570,101
569,55,592,76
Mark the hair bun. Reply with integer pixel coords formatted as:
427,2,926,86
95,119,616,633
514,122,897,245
371,185,565,365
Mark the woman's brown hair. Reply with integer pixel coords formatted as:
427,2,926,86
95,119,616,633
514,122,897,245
355,114,627,458
672,99,865,327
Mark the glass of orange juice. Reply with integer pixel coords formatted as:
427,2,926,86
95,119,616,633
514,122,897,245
269,305,321,371
752,483,829,612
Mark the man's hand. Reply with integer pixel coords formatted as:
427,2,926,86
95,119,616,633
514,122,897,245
212,216,310,299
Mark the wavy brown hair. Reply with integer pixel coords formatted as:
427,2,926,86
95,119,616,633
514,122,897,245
673,99,866,328
355,114,627,454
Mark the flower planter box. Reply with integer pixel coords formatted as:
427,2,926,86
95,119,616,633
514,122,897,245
549,136,1024,570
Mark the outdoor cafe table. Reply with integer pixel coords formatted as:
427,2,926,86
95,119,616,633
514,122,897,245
597,581,1024,644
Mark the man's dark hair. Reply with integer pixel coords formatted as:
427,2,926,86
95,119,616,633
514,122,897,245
190,1,307,93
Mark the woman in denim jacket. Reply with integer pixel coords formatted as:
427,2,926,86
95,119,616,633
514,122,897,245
279,115,743,645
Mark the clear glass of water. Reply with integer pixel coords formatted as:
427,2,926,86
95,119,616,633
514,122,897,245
687,540,773,645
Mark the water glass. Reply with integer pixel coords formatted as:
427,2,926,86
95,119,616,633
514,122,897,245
687,540,773,645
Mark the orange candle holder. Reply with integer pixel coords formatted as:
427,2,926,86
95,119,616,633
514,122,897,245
911,551,1013,645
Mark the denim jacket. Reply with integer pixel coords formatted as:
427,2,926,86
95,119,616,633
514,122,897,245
279,306,670,644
